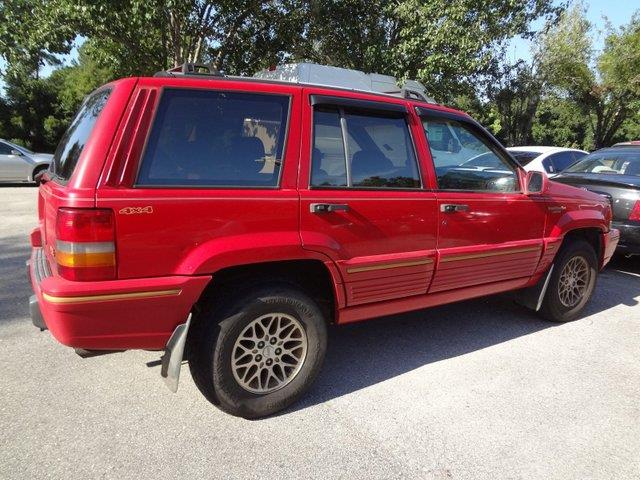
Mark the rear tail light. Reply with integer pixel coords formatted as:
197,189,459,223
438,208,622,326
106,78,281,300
55,208,116,281
630,200,640,221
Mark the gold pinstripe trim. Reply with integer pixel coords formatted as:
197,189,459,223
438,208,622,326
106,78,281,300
43,289,182,305
440,246,540,263
346,258,433,274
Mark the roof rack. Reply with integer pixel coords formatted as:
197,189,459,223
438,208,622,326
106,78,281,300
253,63,435,103
153,62,435,103
154,62,224,78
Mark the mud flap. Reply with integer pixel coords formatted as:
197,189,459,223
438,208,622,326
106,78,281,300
160,313,192,393
514,265,554,312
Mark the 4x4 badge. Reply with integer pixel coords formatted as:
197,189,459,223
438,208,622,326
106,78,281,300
119,206,153,215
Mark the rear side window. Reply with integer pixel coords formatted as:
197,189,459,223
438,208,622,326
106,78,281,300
311,107,420,189
509,150,540,166
137,89,290,187
547,151,577,173
0,142,13,155
51,89,111,181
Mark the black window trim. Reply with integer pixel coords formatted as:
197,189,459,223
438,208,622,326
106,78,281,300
309,104,424,191
134,86,293,190
310,94,407,116
415,106,523,194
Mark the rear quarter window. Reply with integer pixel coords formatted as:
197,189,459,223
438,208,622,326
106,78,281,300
51,89,111,181
137,88,290,187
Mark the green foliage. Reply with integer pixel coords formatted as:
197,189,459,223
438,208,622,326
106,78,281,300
0,0,638,152
296,0,560,102
482,60,543,145
537,5,640,148
532,96,591,149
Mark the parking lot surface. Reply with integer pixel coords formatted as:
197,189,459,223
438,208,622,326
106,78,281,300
1,186,639,480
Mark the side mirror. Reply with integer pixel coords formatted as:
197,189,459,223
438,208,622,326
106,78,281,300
10,149,23,156
525,170,547,195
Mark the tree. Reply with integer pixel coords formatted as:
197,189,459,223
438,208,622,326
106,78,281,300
297,0,560,102
481,60,544,145
1,64,61,151
531,96,590,149
0,0,568,149
539,5,640,148
2,0,560,99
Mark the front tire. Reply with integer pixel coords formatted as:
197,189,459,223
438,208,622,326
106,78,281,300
189,284,327,419
539,240,598,322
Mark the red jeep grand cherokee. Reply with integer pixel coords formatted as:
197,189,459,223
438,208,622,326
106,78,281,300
28,63,619,418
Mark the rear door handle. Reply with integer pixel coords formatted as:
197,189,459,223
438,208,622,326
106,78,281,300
440,203,469,213
310,203,350,213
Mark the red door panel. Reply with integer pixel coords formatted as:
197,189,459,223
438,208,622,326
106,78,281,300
431,189,546,292
299,191,438,306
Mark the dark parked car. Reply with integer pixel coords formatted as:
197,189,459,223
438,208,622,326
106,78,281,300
553,145,640,255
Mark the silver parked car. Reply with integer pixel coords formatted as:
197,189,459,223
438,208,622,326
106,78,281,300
0,139,53,183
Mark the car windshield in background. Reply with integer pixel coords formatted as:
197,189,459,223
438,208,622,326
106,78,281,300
564,148,640,176
508,150,540,166
6,141,35,156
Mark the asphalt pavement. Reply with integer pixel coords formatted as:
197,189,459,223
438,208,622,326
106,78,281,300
1,185,638,480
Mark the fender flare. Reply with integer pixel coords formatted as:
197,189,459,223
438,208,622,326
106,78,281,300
174,231,346,308
549,209,607,239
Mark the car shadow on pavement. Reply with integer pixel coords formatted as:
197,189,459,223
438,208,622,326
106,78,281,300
0,235,32,325
0,183,36,188
287,263,640,415
2,228,639,413
607,254,640,276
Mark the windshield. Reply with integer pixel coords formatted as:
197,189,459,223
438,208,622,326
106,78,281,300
5,140,35,155
51,88,111,181
508,150,540,166
564,149,640,176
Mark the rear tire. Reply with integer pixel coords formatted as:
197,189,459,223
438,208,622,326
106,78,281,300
539,240,598,322
32,165,48,185
189,284,327,419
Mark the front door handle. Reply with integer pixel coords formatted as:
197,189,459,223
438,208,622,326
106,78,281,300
310,203,350,213
440,203,469,213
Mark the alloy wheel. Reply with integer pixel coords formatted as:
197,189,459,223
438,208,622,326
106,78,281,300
231,313,308,394
558,256,590,308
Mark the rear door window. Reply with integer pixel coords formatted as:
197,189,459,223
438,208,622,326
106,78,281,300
51,89,111,181
311,107,420,189
137,89,290,187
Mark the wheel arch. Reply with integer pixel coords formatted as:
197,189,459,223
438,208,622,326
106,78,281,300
560,227,603,262
194,258,344,326
30,163,50,182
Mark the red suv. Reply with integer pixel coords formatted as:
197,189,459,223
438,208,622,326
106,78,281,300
28,64,619,418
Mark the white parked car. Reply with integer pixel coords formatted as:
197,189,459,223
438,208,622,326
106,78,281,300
0,139,53,183
506,146,588,176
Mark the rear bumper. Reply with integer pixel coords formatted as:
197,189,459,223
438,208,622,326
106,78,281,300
612,222,640,254
28,247,210,350
601,228,621,268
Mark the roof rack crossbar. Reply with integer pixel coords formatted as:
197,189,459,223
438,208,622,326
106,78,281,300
154,62,224,78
